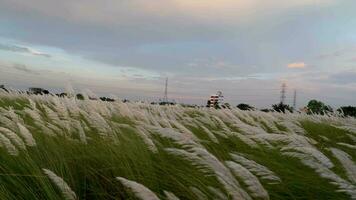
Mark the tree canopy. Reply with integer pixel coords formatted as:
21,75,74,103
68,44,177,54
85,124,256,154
237,103,254,111
307,100,332,115
337,106,356,118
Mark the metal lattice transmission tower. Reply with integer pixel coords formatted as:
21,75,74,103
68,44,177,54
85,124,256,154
280,83,287,104
164,77,168,102
293,89,297,110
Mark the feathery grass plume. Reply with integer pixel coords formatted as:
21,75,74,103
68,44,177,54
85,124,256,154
335,125,356,135
232,132,259,148
249,133,314,150
23,107,43,122
231,119,269,138
166,147,252,200
0,115,18,131
0,127,26,150
280,121,306,135
16,123,36,146
28,98,37,110
226,161,269,200
212,116,231,132
281,147,334,169
151,127,200,148
230,153,281,183
348,134,356,142
199,124,219,143
116,177,160,200
164,191,180,200
337,143,356,150
6,107,24,124
0,132,18,155
43,104,61,122
282,152,356,198
117,102,134,119
136,126,158,153
189,187,208,200
231,109,257,126
87,112,112,137
211,130,229,139
330,148,356,184
62,98,81,118
260,118,280,133
42,169,77,200
45,122,64,136
52,97,70,119
169,119,194,136
207,186,228,200
72,120,87,144
319,135,330,141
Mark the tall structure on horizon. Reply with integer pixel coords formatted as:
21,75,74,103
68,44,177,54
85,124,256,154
164,77,168,103
208,91,224,108
293,89,297,110
280,83,286,104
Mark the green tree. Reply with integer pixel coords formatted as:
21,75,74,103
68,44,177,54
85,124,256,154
337,106,356,118
76,93,85,100
237,103,254,111
306,100,332,115
272,103,293,113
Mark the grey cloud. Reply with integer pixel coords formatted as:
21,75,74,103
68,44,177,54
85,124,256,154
328,71,356,85
12,64,40,75
0,0,342,74
0,44,51,58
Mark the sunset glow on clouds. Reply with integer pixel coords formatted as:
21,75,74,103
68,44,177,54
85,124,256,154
287,62,307,69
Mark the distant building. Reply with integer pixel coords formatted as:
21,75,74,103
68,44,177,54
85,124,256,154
208,91,224,108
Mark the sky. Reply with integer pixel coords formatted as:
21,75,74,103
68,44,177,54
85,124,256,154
0,0,356,108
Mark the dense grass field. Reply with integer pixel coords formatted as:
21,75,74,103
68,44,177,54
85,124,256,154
0,92,355,200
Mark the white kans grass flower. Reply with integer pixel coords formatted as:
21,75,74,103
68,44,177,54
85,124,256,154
42,169,77,200
189,187,208,200
166,147,252,200
230,153,281,184
136,126,158,153
0,132,18,155
337,143,356,150
207,186,228,200
17,123,36,146
330,148,356,184
23,108,43,122
71,120,87,144
0,127,26,150
226,161,270,200
281,147,334,169
2,93,356,198
0,115,18,132
199,124,219,143
116,177,160,200
164,191,180,200
282,151,356,199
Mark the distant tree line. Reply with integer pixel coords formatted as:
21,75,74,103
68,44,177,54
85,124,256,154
2,85,356,117
235,99,356,118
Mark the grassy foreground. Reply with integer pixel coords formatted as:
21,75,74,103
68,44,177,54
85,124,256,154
0,93,355,200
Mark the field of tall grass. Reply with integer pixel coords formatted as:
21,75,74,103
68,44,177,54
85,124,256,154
0,91,355,200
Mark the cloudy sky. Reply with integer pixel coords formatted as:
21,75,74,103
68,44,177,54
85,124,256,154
0,0,356,107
